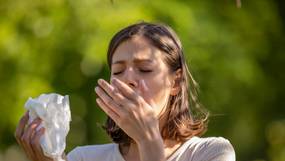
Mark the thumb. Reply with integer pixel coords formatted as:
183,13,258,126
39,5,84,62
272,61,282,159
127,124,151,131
139,80,156,108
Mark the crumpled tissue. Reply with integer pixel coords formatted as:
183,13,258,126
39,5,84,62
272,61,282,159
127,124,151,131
24,93,71,161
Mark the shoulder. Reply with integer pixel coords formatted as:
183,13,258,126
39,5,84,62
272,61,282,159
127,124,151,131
187,136,236,161
67,143,117,161
195,136,235,151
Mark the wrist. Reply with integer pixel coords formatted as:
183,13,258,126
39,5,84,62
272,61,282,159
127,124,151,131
137,133,165,161
137,131,164,149
136,126,163,145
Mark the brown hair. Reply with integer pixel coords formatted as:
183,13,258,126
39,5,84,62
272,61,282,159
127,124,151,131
103,21,209,146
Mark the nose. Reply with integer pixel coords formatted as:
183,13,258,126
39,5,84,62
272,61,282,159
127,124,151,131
122,67,138,89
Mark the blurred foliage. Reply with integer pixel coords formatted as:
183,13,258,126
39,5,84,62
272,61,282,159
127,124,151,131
0,0,284,161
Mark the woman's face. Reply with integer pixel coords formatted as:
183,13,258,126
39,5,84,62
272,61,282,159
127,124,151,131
110,36,176,117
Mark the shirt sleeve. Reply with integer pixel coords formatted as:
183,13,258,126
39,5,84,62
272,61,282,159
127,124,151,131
67,147,82,161
194,137,236,161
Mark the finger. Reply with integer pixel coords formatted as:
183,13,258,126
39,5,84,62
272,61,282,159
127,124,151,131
21,118,42,159
96,98,120,122
23,118,42,140
28,118,43,142
97,79,127,103
32,127,46,160
22,117,41,136
15,111,29,142
111,78,142,102
95,86,126,116
15,112,35,160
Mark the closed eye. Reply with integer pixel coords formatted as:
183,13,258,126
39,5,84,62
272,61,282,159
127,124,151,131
139,69,152,73
113,71,122,75
112,69,153,75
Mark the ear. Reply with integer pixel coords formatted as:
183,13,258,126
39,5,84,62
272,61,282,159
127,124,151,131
170,68,182,96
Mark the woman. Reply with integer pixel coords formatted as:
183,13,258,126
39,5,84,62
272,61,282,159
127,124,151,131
15,22,235,161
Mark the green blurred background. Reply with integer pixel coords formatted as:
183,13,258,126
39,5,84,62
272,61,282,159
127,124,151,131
0,0,284,161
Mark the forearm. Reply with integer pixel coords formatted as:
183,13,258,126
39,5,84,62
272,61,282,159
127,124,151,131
137,134,165,161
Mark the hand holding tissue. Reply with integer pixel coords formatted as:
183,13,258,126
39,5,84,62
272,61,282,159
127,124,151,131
24,93,71,161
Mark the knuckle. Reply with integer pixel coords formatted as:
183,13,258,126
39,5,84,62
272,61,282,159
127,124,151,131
30,140,36,146
31,139,38,147
106,98,113,106
112,92,120,100
114,94,122,102
21,136,26,143
22,133,31,143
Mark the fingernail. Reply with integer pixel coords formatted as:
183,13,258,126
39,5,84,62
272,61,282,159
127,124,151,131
111,78,118,86
96,98,101,104
95,87,99,92
111,78,115,84
98,79,102,84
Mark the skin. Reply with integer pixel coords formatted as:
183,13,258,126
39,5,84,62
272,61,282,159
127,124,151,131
95,36,182,161
14,36,182,161
14,112,55,161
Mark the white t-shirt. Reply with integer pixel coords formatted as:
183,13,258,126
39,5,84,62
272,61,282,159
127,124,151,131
67,136,235,161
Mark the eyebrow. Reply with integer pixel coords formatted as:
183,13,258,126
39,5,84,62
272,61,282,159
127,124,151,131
112,58,154,65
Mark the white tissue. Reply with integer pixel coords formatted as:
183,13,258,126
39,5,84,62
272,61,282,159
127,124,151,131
24,93,71,161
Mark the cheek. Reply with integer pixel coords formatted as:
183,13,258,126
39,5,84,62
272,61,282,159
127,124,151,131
144,77,172,113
